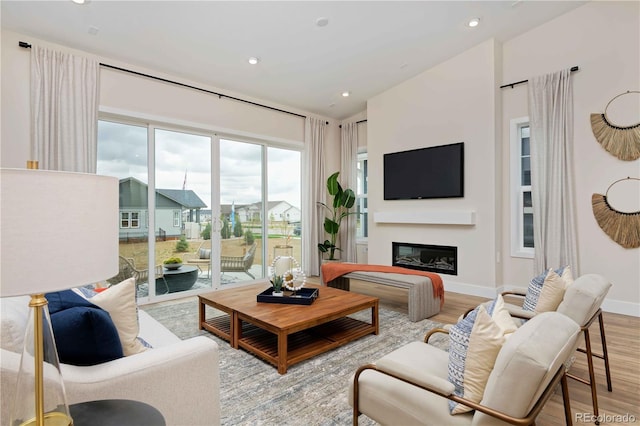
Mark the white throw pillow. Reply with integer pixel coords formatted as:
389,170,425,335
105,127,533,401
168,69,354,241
81,278,146,356
535,266,574,314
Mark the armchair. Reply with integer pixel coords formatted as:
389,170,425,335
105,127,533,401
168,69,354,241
486,274,613,423
350,312,580,426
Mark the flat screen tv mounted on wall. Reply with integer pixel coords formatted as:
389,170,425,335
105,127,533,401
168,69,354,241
383,142,464,200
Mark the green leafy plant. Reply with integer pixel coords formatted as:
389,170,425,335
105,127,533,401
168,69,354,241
164,257,183,265
270,275,284,293
244,229,255,245
220,216,230,239
175,235,189,252
233,214,243,237
201,222,212,240
317,171,357,260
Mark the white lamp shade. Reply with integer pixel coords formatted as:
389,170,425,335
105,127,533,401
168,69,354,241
1,168,119,297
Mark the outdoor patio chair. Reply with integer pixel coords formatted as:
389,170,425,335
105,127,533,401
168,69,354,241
184,240,213,278
221,243,257,279
108,256,169,293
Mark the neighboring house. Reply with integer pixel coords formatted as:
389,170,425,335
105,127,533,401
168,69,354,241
235,201,300,224
118,177,207,241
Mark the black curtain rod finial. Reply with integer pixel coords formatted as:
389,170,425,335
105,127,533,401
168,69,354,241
19,41,32,49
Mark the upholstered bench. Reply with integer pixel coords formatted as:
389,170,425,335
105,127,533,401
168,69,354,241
327,271,441,321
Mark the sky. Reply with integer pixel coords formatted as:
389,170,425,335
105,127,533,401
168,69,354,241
97,120,301,210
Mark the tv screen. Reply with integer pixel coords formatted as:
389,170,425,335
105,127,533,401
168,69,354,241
384,142,464,200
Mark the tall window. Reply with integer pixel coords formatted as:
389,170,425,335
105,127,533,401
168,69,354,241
356,152,368,239
510,117,534,258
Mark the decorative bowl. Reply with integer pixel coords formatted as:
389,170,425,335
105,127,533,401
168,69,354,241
164,263,182,270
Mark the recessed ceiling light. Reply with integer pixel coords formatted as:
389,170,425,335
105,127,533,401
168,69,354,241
342,91,350,97
467,18,480,28
71,0,86,4
248,57,259,65
316,17,329,27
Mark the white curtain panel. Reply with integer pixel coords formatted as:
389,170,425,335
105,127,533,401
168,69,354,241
340,122,358,263
302,117,326,276
31,45,99,173
528,68,579,275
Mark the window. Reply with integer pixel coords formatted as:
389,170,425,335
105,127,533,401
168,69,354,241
356,151,368,239
120,211,140,229
173,210,181,227
510,117,534,258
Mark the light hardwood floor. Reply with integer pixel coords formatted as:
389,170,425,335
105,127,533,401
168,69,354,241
308,277,640,425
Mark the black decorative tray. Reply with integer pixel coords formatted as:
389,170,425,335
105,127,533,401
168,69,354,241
257,287,319,305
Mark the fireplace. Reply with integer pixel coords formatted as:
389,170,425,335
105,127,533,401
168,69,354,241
392,242,457,275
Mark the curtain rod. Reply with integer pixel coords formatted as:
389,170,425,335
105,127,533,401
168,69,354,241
19,41,326,123
500,66,579,89
339,119,367,129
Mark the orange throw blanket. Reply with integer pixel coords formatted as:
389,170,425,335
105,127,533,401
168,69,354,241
321,263,444,308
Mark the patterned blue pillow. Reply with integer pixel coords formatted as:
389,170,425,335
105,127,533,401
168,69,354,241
447,298,499,414
522,266,566,311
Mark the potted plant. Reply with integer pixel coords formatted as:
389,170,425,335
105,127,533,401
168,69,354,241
163,257,183,270
270,275,284,296
317,171,357,260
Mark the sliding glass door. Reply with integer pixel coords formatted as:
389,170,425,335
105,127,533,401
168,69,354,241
98,119,302,301
97,121,151,297
154,128,213,296
218,140,302,285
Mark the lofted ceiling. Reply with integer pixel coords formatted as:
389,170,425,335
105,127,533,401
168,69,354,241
1,1,586,120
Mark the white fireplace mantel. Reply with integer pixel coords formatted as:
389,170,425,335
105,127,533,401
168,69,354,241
373,210,476,226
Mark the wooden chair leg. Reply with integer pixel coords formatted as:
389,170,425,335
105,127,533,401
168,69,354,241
597,312,613,392
583,328,601,425
561,373,573,426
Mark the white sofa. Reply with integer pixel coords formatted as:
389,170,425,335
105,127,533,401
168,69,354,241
1,295,221,426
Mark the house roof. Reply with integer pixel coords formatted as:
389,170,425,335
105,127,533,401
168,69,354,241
156,189,207,209
238,201,292,211
119,177,207,209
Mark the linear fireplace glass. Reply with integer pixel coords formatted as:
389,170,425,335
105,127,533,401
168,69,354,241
392,242,457,275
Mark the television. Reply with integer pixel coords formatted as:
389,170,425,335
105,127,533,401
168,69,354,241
383,142,464,200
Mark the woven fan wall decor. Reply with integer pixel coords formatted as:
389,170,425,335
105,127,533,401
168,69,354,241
590,90,640,161
592,177,640,249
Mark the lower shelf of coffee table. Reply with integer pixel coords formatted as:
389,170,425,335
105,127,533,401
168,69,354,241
238,316,374,368
202,311,376,373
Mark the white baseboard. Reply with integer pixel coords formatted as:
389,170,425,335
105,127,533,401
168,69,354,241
442,279,498,299
601,299,640,317
445,280,640,318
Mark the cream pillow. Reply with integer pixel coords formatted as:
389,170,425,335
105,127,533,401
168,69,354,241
491,294,519,334
448,296,515,415
535,266,574,314
460,306,506,411
87,278,146,356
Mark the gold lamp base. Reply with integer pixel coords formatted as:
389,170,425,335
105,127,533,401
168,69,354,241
18,412,72,426
11,295,72,426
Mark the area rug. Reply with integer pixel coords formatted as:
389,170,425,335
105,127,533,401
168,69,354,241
142,297,449,426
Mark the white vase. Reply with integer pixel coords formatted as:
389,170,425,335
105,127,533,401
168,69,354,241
272,291,283,297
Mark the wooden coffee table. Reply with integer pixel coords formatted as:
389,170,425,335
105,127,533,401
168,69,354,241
198,283,379,374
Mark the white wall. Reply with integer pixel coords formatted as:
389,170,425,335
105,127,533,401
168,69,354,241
366,2,639,315
368,39,501,298
501,1,640,316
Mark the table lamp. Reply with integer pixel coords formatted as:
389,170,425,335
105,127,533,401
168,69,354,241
1,166,118,426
